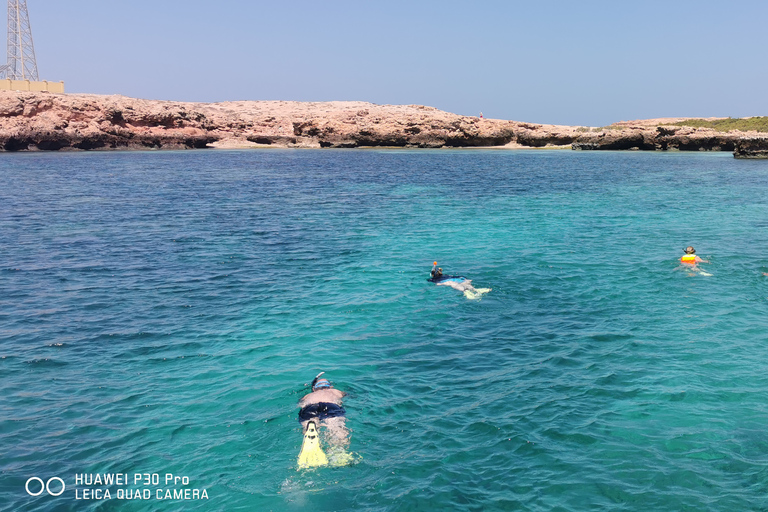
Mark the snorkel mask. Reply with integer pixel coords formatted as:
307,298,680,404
311,372,331,391
313,379,331,391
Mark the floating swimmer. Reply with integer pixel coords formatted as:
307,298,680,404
681,246,708,265
428,262,491,299
680,246,711,276
297,372,354,469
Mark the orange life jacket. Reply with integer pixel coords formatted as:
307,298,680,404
681,254,697,264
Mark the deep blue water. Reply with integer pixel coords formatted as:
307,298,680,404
2,149,768,511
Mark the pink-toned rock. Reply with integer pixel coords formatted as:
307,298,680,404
0,91,766,157
0,92,558,150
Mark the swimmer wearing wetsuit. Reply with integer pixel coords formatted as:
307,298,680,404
429,265,444,281
428,262,486,294
298,373,349,449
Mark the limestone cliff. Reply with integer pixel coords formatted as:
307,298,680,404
0,92,526,150
0,91,766,157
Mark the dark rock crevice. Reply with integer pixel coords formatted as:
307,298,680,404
734,138,768,158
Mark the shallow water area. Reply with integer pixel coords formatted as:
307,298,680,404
2,149,768,511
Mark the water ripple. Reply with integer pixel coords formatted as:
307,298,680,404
1,151,768,510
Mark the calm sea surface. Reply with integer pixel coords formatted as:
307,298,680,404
2,149,768,511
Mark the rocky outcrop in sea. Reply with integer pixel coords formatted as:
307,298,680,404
733,138,768,159
0,91,766,157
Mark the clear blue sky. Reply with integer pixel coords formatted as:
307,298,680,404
23,0,768,126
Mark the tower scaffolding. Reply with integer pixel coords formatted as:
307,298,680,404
0,0,39,80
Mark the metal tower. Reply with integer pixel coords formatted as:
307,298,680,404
0,0,38,80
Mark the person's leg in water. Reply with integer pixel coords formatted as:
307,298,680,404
439,279,492,299
301,417,351,465
439,280,477,293
322,416,350,450
321,416,352,465
301,417,349,449
457,281,477,293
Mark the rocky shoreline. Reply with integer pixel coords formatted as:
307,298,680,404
1,91,766,157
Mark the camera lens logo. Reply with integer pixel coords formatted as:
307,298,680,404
25,477,65,497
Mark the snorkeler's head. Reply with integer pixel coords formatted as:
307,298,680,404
312,379,331,391
311,372,332,391
684,246,696,254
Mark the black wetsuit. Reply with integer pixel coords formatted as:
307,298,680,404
427,274,465,283
298,402,346,423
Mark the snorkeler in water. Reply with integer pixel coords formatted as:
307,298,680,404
680,246,709,265
428,262,491,298
297,372,353,468
429,262,444,281
679,246,712,276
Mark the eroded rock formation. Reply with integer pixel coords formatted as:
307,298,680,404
733,138,768,158
0,91,766,157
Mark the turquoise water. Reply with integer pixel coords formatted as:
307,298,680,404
2,149,768,511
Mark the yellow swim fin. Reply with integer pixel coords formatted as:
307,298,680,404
328,449,357,467
464,288,491,300
298,421,328,469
